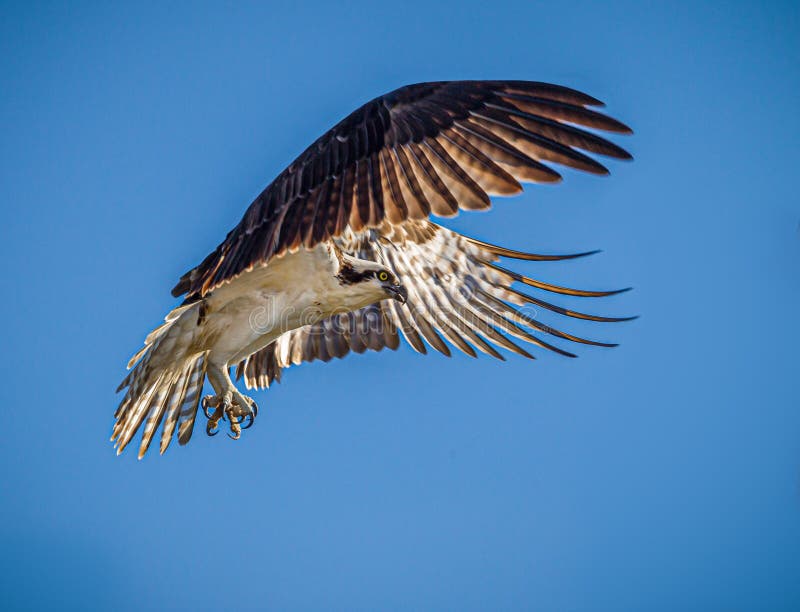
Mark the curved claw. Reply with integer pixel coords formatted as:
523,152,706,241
202,396,215,420
251,401,259,418
240,413,254,430
206,421,219,437
227,430,241,441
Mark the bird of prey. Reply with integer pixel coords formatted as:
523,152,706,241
112,80,633,458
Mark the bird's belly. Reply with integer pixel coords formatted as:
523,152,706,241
199,245,339,365
206,289,327,365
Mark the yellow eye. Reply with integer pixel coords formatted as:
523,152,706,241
377,271,390,282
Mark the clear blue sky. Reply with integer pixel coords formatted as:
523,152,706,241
1,2,798,610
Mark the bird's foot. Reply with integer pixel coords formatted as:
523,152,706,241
202,390,259,440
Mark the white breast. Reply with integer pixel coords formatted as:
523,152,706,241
201,245,342,365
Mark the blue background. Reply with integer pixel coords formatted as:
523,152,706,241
1,1,798,610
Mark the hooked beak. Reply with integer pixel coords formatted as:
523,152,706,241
385,283,408,304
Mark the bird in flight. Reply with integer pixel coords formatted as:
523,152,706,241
112,80,633,458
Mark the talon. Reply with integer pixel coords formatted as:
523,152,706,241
200,390,259,440
219,397,232,422
227,416,242,440
202,396,216,419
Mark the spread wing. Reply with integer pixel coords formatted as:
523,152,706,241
173,80,631,300
235,222,634,390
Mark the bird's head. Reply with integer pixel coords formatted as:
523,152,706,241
335,256,408,306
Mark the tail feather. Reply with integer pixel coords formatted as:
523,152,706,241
113,303,207,458
113,376,162,455
177,354,206,446
157,363,194,454
137,376,173,459
113,353,208,457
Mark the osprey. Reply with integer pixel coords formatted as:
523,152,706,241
113,80,633,458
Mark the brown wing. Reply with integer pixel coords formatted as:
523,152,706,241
173,80,631,300
235,221,634,390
